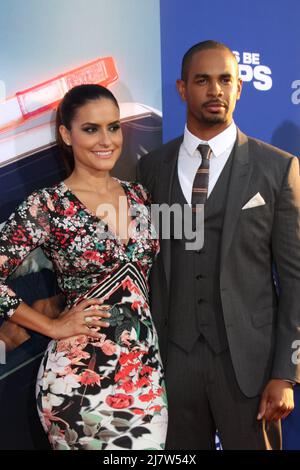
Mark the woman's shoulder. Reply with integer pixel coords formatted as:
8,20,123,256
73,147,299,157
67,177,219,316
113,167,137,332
22,181,66,209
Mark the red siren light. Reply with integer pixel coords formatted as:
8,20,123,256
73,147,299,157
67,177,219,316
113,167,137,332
0,57,118,131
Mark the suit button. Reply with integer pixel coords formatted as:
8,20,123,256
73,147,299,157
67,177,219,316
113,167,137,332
197,299,204,305
196,274,204,280
164,318,168,326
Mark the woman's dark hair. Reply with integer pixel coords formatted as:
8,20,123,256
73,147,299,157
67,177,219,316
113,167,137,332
56,84,119,176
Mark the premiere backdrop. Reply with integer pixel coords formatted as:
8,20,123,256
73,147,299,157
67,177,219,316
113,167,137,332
160,0,300,155
0,0,162,223
0,0,162,450
159,0,300,449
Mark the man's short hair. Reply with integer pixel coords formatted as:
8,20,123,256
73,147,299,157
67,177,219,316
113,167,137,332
181,40,238,81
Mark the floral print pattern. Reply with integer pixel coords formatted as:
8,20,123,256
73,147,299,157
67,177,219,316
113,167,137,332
0,179,167,450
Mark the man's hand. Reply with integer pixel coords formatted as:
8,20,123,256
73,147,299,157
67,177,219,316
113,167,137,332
257,379,294,421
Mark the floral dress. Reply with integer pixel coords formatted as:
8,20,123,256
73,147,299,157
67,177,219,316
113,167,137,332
0,180,168,450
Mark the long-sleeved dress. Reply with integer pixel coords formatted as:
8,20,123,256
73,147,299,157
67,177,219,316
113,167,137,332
0,179,168,450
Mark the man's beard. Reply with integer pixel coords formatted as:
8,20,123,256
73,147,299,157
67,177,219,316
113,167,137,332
201,112,228,125
200,100,229,125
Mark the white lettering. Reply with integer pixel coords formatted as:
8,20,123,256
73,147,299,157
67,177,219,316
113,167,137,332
252,53,260,65
239,64,253,82
243,52,253,64
233,50,240,63
242,52,260,65
103,455,138,467
253,66,273,91
291,80,300,104
291,340,300,365
235,50,272,91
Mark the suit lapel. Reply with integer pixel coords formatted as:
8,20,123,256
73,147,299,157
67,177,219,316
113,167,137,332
156,131,251,283
157,137,182,292
220,129,252,271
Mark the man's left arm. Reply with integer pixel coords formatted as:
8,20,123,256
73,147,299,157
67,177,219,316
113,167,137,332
258,156,300,421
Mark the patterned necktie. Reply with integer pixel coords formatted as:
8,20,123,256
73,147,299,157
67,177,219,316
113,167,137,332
191,144,212,213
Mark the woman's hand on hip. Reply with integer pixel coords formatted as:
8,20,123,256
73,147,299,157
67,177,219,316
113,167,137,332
49,298,111,340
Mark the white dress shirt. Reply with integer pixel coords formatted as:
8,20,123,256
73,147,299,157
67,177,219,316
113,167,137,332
177,122,237,204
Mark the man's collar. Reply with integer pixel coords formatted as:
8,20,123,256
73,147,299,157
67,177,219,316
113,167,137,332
183,122,237,158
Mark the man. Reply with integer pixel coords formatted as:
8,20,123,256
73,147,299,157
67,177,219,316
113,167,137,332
138,40,300,449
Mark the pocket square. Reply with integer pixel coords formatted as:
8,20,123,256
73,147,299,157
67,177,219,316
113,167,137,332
242,192,266,210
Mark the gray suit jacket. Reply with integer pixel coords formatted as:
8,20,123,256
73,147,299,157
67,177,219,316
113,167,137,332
138,129,300,397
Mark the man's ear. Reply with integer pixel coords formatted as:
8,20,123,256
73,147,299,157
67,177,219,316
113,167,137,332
236,78,243,101
176,79,187,102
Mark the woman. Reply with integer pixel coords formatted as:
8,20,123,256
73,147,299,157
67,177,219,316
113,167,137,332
0,84,167,450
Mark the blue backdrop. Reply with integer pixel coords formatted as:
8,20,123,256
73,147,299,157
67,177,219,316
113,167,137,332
160,0,300,156
159,0,300,449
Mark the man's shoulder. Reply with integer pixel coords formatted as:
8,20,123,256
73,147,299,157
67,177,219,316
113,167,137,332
140,135,183,167
244,132,296,161
149,135,183,156
239,130,298,170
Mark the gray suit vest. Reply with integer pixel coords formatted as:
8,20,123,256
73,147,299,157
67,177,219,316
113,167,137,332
169,148,234,353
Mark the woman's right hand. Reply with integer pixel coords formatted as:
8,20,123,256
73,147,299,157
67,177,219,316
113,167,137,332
49,298,111,340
